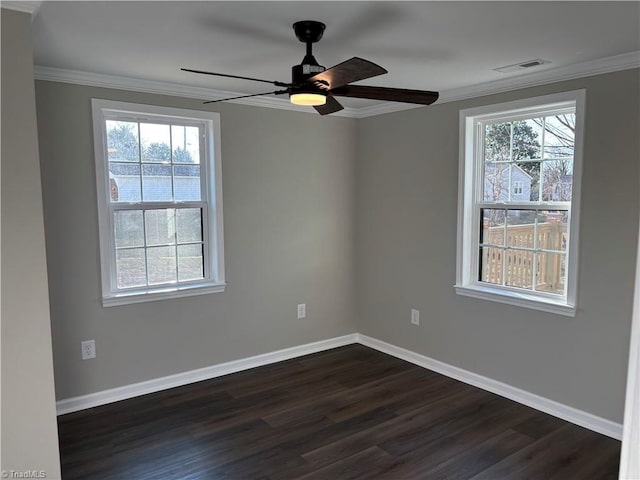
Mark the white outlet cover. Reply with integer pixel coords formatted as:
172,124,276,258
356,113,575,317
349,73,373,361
411,309,420,325
297,304,306,319
81,340,96,360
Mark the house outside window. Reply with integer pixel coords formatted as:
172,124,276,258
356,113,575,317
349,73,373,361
456,90,585,316
92,99,225,306
512,180,524,197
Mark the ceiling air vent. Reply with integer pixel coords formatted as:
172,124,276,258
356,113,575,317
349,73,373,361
494,59,550,73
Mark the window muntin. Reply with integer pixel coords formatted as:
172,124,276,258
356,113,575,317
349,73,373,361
93,100,224,306
456,91,584,315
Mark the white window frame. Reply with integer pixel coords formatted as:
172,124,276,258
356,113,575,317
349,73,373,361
92,99,225,306
455,90,585,316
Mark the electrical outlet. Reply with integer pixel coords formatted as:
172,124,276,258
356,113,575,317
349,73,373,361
81,340,96,360
411,309,420,326
297,303,306,319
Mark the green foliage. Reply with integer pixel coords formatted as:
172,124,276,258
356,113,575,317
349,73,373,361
485,121,541,165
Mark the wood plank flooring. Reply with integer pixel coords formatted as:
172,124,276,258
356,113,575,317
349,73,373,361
58,345,621,479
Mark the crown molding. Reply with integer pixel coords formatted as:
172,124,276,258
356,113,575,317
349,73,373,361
34,50,639,119
437,50,640,105
1,1,40,15
355,50,640,118
33,66,359,118
351,102,421,119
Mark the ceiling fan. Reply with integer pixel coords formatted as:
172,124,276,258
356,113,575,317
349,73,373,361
181,20,439,115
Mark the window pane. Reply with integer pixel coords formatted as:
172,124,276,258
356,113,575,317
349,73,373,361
109,163,141,202
142,164,172,201
141,123,171,163
174,165,201,201
114,210,144,248
480,209,505,246
106,120,139,162
484,163,507,202
484,122,512,163
537,211,568,252
172,126,200,164
145,209,175,246
480,247,503,285
176,208,202,243
178,244,204,281
541,159,573,202
514,161,540,202
506,210,536,249
511,120,542,161
505,249,534,289
516,119,542,160
116,248,146,288
543,114,575,159
147,246,177,285
536,252,566,294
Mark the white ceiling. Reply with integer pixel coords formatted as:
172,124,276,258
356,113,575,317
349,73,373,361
29,1,640,111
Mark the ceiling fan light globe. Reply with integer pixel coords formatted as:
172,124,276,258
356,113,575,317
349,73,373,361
290,93,326,106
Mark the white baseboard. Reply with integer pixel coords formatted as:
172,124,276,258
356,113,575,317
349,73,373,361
356,333,623,440
56,331,623,441
56,334,358,415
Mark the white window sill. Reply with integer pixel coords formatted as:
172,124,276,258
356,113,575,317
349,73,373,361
103,283,226,307
454,284,576,317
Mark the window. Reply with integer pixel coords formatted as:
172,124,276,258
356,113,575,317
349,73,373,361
456,91,584,316
513,181,524,196
92,99,225,306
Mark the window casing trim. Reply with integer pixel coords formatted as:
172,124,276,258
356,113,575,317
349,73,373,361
92,99,225,306
455,90,586,316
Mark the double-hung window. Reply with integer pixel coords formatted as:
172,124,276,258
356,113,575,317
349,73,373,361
92,99,225,306
456,91,585,316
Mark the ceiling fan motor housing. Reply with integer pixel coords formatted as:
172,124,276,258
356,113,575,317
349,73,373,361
291,61,325,88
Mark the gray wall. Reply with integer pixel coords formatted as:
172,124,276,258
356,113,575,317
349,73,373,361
36,68,638,425
356,69,640,423
1,9,61,477
35,82,357,399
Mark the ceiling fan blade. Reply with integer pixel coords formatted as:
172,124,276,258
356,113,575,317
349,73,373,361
203,90,289,104
330,85,439,105
314,96,344,116
181,68,291,87
307,57,387,90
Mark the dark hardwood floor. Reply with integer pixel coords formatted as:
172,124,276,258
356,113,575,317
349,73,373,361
58,345,621,479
